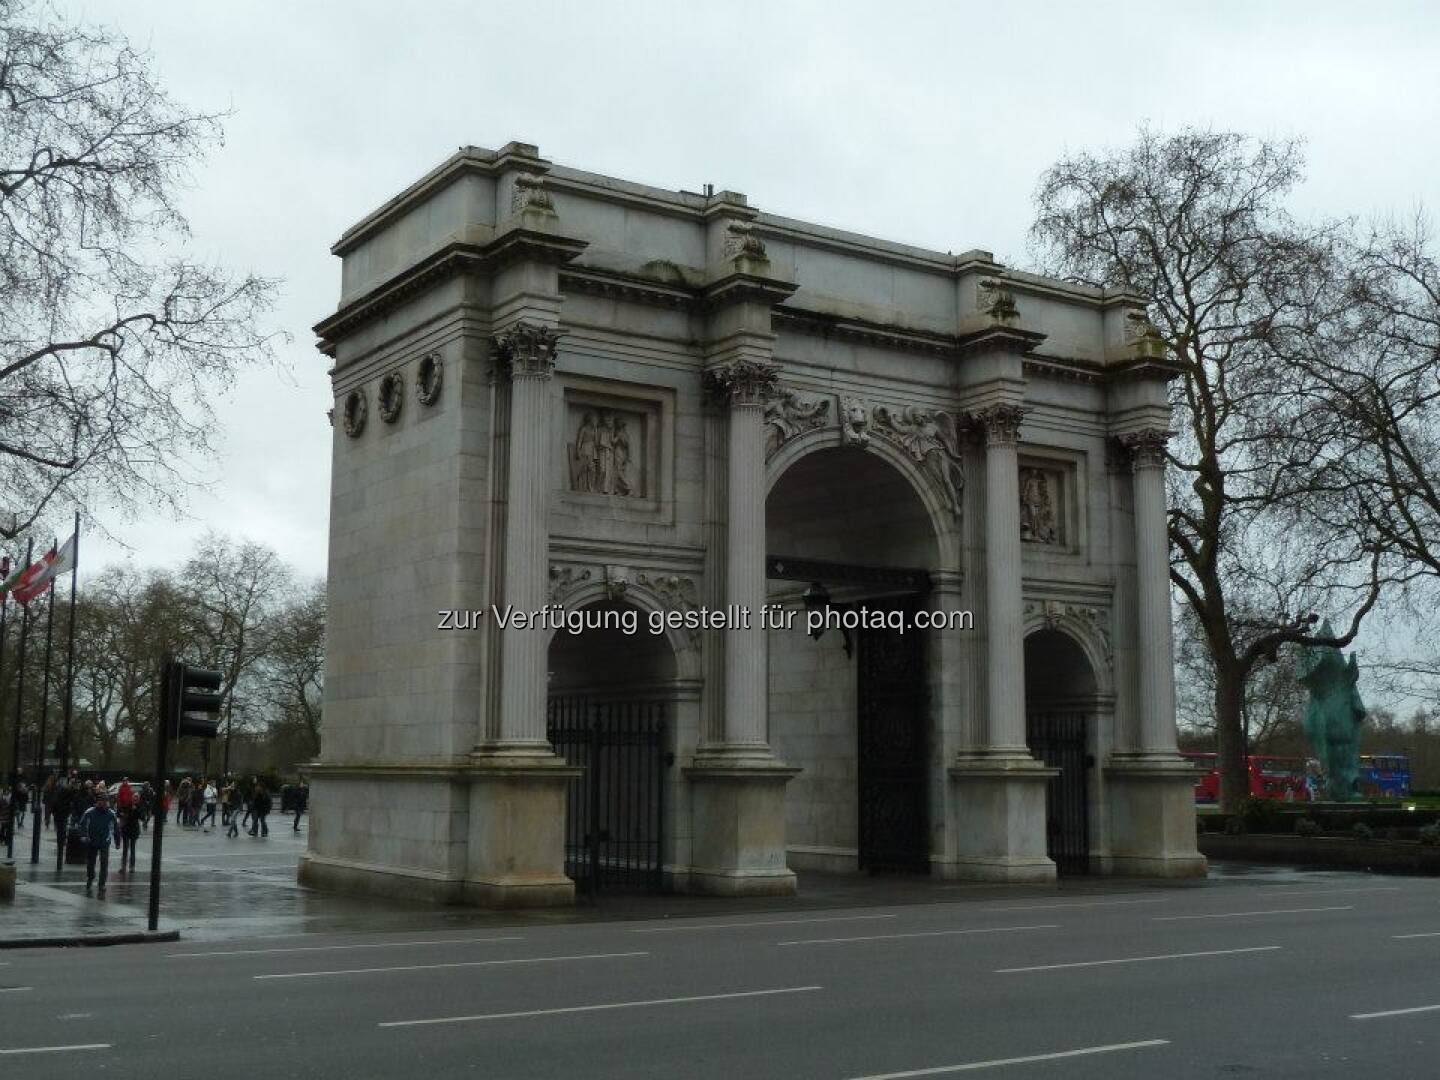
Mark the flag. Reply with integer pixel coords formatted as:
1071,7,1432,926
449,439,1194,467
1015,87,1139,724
11,534,77,604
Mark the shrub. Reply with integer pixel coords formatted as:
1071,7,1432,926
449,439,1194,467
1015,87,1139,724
1224,815,1246,836
1240,796,1285,833
1419,823,1440,847
1351,822,1374,841
1294,818,1321,838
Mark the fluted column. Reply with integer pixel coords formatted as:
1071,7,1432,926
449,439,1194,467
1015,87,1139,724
706,359,778,749
495,322,561,748
980,404,1028,753
1122,428,1179,755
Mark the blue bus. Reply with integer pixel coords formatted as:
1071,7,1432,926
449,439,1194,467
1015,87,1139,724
1358,754,1411,799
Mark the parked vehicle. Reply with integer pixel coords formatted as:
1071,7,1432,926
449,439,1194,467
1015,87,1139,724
1183,753,1311,803
1358,754,1411,799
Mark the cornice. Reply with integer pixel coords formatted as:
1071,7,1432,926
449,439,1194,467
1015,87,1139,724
314,229,588,350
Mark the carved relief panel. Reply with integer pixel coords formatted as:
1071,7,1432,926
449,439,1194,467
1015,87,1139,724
556,377,673,523
1018,454,1081,553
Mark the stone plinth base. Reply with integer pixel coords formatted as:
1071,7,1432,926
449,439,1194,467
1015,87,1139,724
682,753,799,897
298,853,465,905
0,860,14,901
1104,755,1208,879
943,755,1059,884
464,751,582,908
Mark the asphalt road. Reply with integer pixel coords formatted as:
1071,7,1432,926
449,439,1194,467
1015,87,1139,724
3,874,1439,1078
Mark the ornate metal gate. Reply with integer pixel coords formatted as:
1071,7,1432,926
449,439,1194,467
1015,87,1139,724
546,697,667,895
1026,710,1090,875
856,602,930,872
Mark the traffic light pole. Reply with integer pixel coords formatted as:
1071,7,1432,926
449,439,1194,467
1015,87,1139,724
148,657,176,933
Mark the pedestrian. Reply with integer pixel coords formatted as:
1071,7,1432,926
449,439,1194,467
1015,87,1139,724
176,777,192,825
42,773,57,828
293,780,309,832
52,775,74,871
13,781,28,832
249,782,271,838
78,791,121,896
225,783,241,839
201,779,218,830
118,799,141,873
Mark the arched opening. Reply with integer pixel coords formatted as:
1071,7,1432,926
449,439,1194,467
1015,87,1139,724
766,446,941,875
547,599,676,894
1024,628,1099,875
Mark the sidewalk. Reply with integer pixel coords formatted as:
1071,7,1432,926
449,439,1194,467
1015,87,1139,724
1,814,1332,948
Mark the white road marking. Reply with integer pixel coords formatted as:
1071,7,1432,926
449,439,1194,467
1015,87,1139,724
978,898,1169,912
1153,905,1354,922
780,925,1059,946
0,987,33,994
841,1039,1171,1078
1221,886,1402,897
255,950,649,980
1352,1003,1440,1020
169,936,524,958
630,914,896,933
0,1043,111,1056
379,985,823,1027
997,945,1281,973
1393,931,1440,940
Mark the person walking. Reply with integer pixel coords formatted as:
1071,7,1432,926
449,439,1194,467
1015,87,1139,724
118,799,141,874
249,782,271,838
41,774,57,828
175,777,191,826
77,791,121,896
13,781,29,832
201,779,218,831
51,775,74,872
293,781,308,832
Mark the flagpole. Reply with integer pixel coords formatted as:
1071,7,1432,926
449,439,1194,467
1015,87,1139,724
30,572,56,865
59,512,80,776
6,538,33,861
0,558,9,850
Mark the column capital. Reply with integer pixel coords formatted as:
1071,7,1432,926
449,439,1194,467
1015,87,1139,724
1117,428,1170,471
975,403,1026,447
494,322,564,380
703,358,780,407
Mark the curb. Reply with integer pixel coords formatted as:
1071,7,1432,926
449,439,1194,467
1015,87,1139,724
0,930,180,951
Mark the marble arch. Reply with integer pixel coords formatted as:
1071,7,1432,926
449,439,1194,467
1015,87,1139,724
301,141,1206,906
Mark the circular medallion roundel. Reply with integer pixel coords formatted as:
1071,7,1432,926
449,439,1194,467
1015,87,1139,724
342,388,367,437
378,370,404,424
416,351,444,406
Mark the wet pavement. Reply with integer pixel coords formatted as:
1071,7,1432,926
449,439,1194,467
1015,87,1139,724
0,812,1409,946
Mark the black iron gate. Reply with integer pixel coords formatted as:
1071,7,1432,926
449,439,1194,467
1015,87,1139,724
1026,710,1090,875
546,697,666,895
856,600,930,872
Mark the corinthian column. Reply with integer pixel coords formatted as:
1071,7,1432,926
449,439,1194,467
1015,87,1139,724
494,322,562,749
979,404,1029,754
705,358,779,750
1121,428,1179,756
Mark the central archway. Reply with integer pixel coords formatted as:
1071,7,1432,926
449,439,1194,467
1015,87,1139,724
765,445,944,874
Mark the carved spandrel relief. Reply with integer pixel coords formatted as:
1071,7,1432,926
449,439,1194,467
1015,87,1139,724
871,404,966,520
569,407,642,497
764,387,831,459
1019,467,1061,544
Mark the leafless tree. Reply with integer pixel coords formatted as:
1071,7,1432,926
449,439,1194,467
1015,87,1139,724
0,1,279,538
1031,128,1387,811
257,577,324,758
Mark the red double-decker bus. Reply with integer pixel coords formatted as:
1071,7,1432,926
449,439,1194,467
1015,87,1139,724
1183,753,1311,803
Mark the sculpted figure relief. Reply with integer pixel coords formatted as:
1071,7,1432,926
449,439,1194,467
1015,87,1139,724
1019,468,1059,544
871,404,965,519
570,409,636,496
764,388,831,458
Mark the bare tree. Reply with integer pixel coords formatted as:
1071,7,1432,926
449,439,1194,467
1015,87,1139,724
1031,128,1385,811
183,534,292,763
257,577,324,758
0,1,279,538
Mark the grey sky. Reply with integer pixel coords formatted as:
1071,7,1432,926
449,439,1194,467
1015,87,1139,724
68,0,1439,585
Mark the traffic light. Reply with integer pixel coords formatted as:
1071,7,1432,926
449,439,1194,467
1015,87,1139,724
164,659,223,739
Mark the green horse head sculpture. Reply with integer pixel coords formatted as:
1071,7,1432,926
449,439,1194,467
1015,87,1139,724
1295,620,1367,802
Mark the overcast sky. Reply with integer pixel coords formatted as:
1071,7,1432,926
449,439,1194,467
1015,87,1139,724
66,0,1439,585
